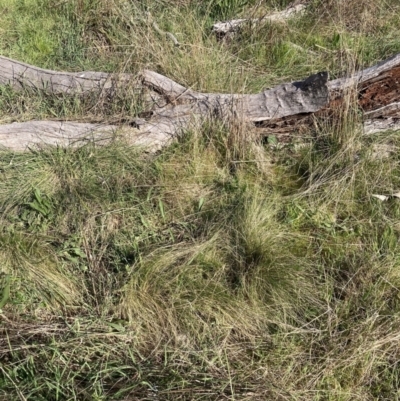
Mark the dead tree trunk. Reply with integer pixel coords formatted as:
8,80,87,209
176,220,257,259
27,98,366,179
0,55,137,94
212,0,310,40
0,52,400,151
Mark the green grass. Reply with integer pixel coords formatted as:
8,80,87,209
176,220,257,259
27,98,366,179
1,0,400,400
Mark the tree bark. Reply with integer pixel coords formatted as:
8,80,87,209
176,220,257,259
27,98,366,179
0,52,400,152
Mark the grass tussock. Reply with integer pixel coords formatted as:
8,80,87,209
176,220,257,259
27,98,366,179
1,0,400,400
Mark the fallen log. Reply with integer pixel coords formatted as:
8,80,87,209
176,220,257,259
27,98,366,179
0,55,137,94
212,0,310,39
0,52,400,152
0,120,174,151
0,121,123,151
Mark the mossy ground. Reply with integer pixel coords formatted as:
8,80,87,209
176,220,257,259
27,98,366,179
1,0,400,400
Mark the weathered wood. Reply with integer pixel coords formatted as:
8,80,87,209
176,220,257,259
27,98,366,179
363,118,400,135
0,115,394,152
0,55,136,94
0,121,119,150
328,53,400,93
212,0,309,38
0,121,169,151
0,52,400,152
142,69,330,120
